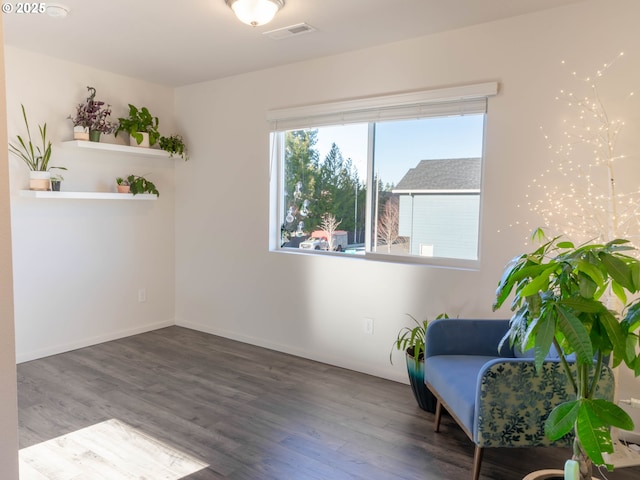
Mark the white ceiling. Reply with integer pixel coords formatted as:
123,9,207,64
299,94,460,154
3,0,586,87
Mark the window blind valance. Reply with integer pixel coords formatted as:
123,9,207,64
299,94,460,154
267,82,498,131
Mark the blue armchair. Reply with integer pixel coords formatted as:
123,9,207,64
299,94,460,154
424,318,614,480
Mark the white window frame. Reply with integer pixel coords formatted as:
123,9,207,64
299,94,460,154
268,82,498,269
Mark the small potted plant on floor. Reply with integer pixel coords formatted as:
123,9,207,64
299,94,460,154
68,86,117,142
391,313,448,412
159,134,189,160
116,104,160,148
116,177,130,193
9,104,66,190
126,174,159,197
493,229,640,480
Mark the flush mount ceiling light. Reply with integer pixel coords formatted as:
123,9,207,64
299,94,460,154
226,0,284,27
46,3,69,18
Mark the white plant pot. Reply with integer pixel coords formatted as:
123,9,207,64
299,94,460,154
130,132,150,148
73,125,89,141
29,171,51,191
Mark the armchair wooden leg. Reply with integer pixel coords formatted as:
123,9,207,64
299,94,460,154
472,446,483,480
434,399,442,432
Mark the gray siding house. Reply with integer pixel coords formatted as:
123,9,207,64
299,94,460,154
392,158,481,260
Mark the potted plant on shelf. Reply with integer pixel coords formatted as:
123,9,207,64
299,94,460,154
68,86,117,142
159,134,189,160
115,104,159,148
390,313,448,413
126,174,159,197
493,229,640,480
116,177,130,193
9,104,66,190
50,173,63,192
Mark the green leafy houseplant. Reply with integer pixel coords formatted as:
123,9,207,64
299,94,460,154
115,104,160,146
126,174,159,197
115,177,130,193
50,173,63,191
493,229,640,479
9,104,65,172
159,134,189,161
391,313,449,368
390,313,448,412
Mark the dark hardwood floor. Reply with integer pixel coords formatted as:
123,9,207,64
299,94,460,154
17,326,640,479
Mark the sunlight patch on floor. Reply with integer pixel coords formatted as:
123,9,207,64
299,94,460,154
19,418,208,479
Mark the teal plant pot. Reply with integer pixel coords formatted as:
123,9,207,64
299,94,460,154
406,348,437,413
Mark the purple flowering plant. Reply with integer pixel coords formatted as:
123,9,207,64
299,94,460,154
69,86,117,134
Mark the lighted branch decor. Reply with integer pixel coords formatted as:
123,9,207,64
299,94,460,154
503,54,640,477
525,52,638,245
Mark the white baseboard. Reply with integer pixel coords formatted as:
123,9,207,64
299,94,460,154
16,319,175,364
175,318,408,384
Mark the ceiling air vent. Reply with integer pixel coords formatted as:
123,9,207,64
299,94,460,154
263,23,316,40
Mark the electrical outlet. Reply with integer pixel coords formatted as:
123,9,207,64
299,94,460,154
364,317,374,335
138,288,147,303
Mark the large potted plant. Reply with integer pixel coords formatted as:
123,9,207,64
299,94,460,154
493,229,640,480
391,313,448,412
9,104,66,190
115,104,160,148
68,86,117,142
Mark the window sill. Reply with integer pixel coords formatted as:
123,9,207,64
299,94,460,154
271,247,480,270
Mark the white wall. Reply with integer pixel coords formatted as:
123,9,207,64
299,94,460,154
174,0,640,437
4,0,638,451
0,21,20,480
6,48,178,362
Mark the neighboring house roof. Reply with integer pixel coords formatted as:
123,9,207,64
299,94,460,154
392,158,481,193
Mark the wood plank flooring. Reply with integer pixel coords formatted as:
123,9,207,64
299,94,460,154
19,418,208,479
17,326,640,480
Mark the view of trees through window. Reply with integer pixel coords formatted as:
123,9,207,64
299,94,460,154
279,114,486,261
281,127,367,251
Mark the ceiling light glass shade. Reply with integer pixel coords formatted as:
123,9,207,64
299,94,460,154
226,0,284,27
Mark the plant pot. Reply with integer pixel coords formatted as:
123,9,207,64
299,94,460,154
89,130,101,142
406,348,437,413
50,180,61,192
117,185,130,193
522,470,564,480
130,132,149,148
29,171,51,191
522,470,599,480
73,125,89,141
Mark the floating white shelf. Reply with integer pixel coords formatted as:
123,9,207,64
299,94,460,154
19,190,157,200
60,140,171,158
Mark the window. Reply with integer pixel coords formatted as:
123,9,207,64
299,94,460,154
268,83,498,267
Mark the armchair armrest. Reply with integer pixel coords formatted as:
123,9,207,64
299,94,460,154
474,358,614,447
425,319,513,358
